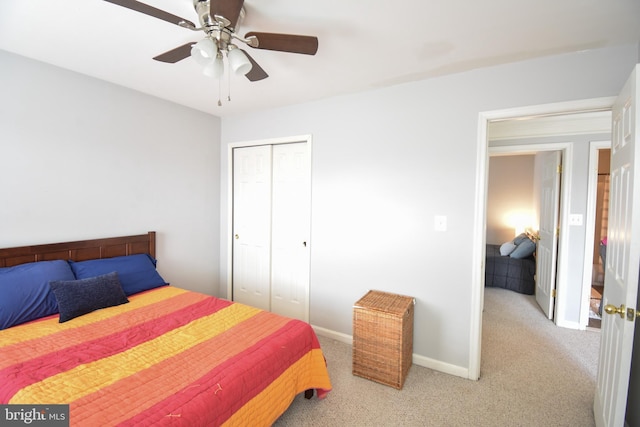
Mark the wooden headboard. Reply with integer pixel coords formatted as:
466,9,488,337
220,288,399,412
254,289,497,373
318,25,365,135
0,232,156,268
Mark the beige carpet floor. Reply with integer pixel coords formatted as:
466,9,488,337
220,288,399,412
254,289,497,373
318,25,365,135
274,287,601,426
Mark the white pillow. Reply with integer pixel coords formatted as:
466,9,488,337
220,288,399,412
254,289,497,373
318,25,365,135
500,242,517,256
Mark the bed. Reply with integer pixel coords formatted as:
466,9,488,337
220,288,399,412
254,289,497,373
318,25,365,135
484,233,537,295
0,232,331,426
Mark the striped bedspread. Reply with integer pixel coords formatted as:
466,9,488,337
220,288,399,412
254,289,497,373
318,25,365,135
0,286,332,426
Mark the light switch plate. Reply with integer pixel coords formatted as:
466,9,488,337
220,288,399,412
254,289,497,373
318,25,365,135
569,214,583,226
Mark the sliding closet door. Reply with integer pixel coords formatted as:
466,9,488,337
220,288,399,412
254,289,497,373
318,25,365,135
271,143,310,321
232,145,272,311
232,142,310,321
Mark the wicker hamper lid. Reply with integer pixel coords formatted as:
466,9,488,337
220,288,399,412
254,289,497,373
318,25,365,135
354,290,415,315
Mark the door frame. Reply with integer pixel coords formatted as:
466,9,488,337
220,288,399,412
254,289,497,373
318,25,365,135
225,134,313,307
489,145,570,324
581,140,612,329
470,97,616,380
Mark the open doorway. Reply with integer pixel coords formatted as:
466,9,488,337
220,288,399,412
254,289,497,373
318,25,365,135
585,146,611,329
486,146,565,322
469,97,615,381
471,95,640,424
485,110,612,331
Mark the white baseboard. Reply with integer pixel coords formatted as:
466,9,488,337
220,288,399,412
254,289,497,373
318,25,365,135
412,353,469,379
312,325,353,344
312,325,470,380
556,319,582,330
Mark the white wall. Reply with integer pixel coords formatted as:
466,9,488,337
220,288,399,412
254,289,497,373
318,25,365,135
486,155,535,244
0,50,222,296
220,44,639,373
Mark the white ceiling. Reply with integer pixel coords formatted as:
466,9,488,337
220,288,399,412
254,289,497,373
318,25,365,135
1,0,639,117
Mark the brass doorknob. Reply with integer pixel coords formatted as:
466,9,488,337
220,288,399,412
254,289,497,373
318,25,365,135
604,304,626,319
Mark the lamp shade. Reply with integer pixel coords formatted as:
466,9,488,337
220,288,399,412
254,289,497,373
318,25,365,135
227,48,252,75
202,53,224,78
191,38,217,66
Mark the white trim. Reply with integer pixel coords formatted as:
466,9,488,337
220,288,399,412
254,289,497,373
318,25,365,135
480,97,616,122
313,326,470,379
489,142,573,154
556,319,583,330
412,354,469,379
489,111,612,141
580,140,612,329
471,97,615,383
311,325,352,345
226,135,313,320
468,115,489,381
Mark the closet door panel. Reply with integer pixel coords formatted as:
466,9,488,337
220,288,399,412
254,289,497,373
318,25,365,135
270,143,310,321
232,145,272,311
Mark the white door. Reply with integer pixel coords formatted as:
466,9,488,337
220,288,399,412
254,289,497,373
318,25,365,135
594,65,639,427
232,145,272,311
270,143,311,321
232,142,311,321
536,151,562,319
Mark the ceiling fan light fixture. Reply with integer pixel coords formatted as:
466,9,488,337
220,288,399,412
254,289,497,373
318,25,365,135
202,52,225,78
191,37,217,65
227,47,252,75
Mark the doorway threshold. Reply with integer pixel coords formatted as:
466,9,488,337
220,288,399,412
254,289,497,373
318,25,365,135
588,318,602,330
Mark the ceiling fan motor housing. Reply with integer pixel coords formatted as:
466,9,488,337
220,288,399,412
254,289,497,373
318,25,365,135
194,0,243,50
194,0,245,31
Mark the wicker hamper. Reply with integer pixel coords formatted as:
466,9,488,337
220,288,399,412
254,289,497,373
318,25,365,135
352,290,415,389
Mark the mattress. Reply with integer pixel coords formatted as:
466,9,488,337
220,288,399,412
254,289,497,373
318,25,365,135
485,244,536,295
0,286,332,426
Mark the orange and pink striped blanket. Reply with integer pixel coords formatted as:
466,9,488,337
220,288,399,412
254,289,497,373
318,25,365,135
0,286,331,426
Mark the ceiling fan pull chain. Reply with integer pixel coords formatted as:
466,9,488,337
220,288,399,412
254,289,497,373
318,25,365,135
217,78,222,106
227,65,232,102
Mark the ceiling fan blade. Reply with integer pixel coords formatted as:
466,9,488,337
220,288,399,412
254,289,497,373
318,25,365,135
245,32,318,55
210,0,245,29
104,0,196,28
153,43,195,63
241,50,268,81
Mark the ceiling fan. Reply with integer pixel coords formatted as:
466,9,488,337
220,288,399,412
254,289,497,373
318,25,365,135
104,0,319,82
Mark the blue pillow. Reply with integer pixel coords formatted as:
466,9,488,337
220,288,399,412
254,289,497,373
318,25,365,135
510,238,536,259
0,260,75,330
49,271,129,323
69,254,168,296
500,242,517,256
513,233,529,245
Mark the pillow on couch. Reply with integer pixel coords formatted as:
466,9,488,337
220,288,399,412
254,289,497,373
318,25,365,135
69,254,168,296
50,272,129,323
510,237,537,259
0,260,75,330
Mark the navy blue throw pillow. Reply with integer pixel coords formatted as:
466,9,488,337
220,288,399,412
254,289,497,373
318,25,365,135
49,271,129,323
